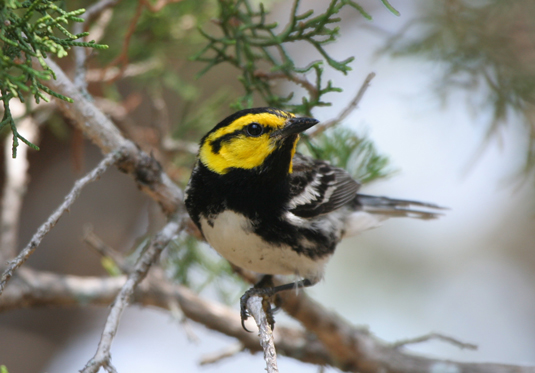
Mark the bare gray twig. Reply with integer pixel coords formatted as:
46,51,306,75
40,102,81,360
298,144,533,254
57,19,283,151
0,151,120,296
200,343,245,365
391,332,478,351
254,70,319,101
74,1,119,92
162,137,200,154
83,224,130,273
279,286,528,373
247,295,279,373
80,213,184,373
86,59,161,82
83,0,123,24
73,21,89,94
309,72,376,137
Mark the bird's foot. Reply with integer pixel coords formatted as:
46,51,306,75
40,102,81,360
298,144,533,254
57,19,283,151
240,287,276,332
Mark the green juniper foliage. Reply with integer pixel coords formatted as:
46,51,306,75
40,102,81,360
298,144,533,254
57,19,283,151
301,127,393,184
383,0,535,175
0,0,107,157
193,0,399,116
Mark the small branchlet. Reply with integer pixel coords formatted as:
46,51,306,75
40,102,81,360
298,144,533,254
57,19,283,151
0,0,108,157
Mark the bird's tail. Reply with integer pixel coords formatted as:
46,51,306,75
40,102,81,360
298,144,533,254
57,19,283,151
355,194,447,220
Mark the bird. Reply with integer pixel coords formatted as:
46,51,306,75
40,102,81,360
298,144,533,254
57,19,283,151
184,107,444,330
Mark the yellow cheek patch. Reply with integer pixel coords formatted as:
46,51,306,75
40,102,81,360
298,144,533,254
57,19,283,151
199,110,296,175
289,134,299,173
200,134,276,174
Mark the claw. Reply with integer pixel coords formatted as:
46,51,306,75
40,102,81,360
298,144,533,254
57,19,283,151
240,286,276,332
271,294,282,314
240,290,253,332
262,296,275,331
241,317,252,333
239,278,313,332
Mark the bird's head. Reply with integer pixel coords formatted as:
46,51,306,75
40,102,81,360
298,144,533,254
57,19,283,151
198,107,318,175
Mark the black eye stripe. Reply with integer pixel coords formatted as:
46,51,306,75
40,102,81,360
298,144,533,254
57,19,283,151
209,124,275,154
210,129,242,154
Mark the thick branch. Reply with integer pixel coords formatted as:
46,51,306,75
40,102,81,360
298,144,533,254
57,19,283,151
279,289,534,373
36,58,183,216
3,268,533,373
0,268,333,368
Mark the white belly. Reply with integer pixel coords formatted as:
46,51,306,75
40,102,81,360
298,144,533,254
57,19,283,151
200,210,328,282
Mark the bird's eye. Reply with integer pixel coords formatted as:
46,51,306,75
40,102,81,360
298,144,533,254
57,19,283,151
246,123,264,137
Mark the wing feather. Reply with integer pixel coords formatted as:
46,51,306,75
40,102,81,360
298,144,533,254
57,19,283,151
288,154,360,218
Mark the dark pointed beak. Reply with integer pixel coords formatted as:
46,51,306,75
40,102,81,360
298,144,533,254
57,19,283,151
270,117,319,139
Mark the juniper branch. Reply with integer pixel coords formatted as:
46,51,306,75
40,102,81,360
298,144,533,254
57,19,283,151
0,0,108,157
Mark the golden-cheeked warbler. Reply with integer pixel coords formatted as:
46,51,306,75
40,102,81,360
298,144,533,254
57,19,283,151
185,107,443,330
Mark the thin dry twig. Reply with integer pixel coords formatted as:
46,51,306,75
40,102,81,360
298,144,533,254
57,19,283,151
391,332,478,351
149,85,170,142
309,72,376,137
254,70,319,101
101,0,145,82
83,225,130,273
0,151,120,296
162,137,199,154
80,213,184,373
247,295,279,373
0,108,40,265
200,342,245,365
82,0,181,83
87,8,114,43
86,59,160,82
84,0,124,24
144,0,183,12
73,21,89,93
74,0,121,91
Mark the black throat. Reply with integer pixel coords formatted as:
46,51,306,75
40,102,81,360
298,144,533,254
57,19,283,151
186,136,296,224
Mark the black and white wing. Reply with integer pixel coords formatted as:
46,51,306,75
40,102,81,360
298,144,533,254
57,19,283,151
288,153,360,218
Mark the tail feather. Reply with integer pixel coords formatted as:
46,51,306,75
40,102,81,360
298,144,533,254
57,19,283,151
356,194,447,220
